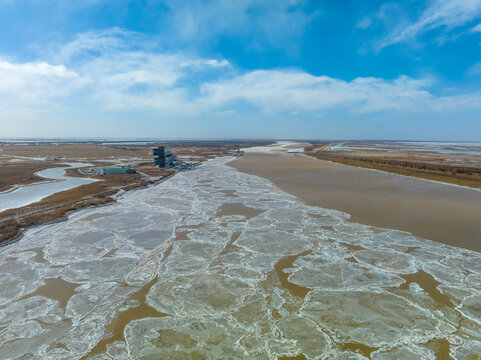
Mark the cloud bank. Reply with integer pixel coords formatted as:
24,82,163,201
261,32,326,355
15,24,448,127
1,28,480,138
362,0,481,50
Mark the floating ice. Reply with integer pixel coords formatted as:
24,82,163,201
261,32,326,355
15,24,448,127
372,345,435,359
0,156,479,359
301,290,449,347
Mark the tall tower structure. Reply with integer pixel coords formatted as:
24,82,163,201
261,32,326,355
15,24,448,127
153,145,176,168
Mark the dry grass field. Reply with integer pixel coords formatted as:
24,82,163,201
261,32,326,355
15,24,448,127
305,144,481,190
0,161,64,192
0,144,152,159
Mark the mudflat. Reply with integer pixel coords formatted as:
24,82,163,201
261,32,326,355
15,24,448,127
229,153,481,252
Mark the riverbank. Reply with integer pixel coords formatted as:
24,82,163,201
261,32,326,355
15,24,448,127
0,163,99,213
229,152,481,252
305,145,481,190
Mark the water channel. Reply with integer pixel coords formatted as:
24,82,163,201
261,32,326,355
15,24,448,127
0,163,97,213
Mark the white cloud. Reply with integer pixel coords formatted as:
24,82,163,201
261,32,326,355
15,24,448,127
198,70,438,114
0,59,81,108
15,0,315,54
356,16,373,29
204,59,230,67
375,0,481,49
467,61,481,74
42,29,233,114
214,109,236,115
1,28,481,137
0,60,76,77
160,0,316,52
471,22,481,32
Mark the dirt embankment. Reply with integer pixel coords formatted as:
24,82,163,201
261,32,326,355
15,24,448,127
304,146,481,190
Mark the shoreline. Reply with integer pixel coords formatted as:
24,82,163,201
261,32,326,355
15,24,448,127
0,161,66,193
304,149,481,190
229,152,481,253
304,153,481,193
0,164,98,213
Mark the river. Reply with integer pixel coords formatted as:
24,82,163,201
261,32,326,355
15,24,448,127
0,155,480,359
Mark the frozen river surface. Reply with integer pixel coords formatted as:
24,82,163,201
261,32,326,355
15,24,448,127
0,157,480,359
0,163,96,213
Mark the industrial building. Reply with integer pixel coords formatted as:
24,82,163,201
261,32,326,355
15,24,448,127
153,145,177,168
100,168,136,175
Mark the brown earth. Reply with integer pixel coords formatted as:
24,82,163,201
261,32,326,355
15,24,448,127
0,144,152,159
0,141,270,160
0,161,64,192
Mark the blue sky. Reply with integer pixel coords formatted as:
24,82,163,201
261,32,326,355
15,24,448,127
0,0,481,140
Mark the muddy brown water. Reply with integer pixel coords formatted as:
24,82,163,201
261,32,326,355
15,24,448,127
228,152,481,359
83,277,169,358
216,202,265,219
20,277,81,309
229,153,481,252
